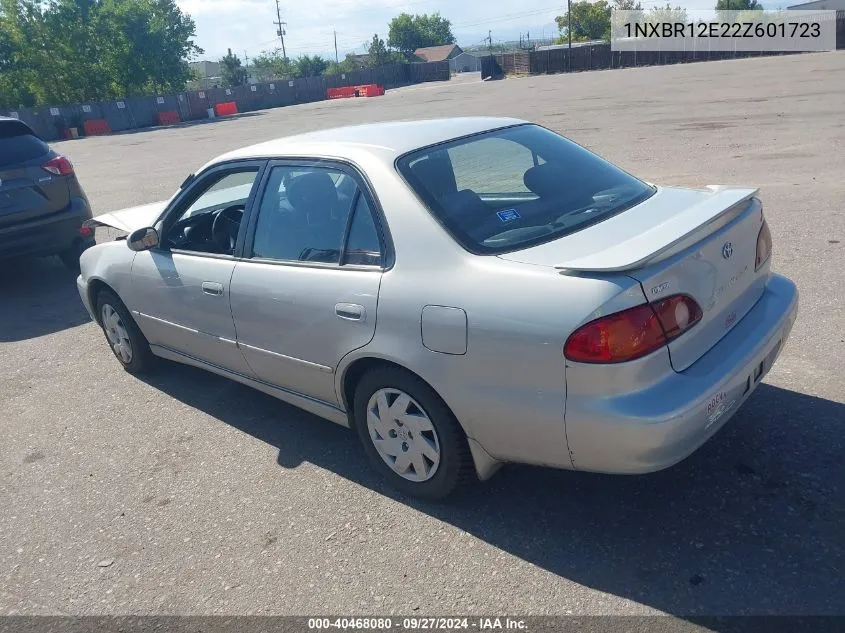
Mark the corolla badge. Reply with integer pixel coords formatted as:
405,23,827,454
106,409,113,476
722,242,734,259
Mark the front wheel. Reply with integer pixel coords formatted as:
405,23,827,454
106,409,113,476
95,290,155,374
353,367,474,501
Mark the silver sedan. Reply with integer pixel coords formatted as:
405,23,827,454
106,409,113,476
78,118,798,500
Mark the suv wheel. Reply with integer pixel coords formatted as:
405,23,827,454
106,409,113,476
59,238,95,270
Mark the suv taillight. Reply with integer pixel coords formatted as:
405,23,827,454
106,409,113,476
755,219,772,271
564,295,702,364
42,155,74,176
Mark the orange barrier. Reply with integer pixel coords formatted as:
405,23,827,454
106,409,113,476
156,110,181,126
214,101,238,116
358,84,385,97
326,84,385,99
83,119,111,136
327,86,356,99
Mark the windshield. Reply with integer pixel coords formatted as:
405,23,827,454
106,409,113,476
397,124,655,255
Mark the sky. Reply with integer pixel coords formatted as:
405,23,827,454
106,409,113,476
177,0,568,61
177,0,783,63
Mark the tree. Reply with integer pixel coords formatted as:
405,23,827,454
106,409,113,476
387,12,455,56
612,0,642,8
555,1,612,42
250,49,296,81
0,0,202,109
646,3,688,24
367,33,388,67
294,54,329,78
715,0,762,9
220,48,247,87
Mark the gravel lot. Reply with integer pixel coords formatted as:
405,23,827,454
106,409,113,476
1,52,843,617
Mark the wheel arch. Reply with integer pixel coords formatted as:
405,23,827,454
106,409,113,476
337,354,502,482
87,278,119,325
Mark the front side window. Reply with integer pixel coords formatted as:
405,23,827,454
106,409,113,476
163,167,260,255
250,164,382,266
397,124,654,254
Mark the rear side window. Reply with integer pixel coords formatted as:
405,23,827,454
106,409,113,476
397,124,654,255
0,125,49,168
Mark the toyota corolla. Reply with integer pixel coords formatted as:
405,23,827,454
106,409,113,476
78,118,798,500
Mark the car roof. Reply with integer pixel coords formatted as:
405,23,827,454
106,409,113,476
208,117,528,167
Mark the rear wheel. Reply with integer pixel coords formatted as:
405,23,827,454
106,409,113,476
58,238,94,270
353,367,474,501
95,290,155,374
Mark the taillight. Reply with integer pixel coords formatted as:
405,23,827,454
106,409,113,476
755,219,772,271
42,155,74,176
564,294,702,364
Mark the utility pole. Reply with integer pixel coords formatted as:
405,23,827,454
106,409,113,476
486,29,492,52
334,29,338,63
567,0,572,72
274,0,287,60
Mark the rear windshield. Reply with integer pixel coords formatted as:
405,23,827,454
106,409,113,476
0,124,49,168
397,124,655,254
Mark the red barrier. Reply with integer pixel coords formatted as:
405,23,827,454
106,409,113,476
326,84,385,100
327,86,356,99
358,84,385,97
214,101,238,116
156,110,181,126
83,119,111,136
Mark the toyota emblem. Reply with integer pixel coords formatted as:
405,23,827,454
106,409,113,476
722,242,733,259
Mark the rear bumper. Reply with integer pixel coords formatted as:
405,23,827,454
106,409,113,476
565,273,799,474
0,196,92,258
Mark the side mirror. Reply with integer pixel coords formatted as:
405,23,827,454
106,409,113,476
127,227,160,252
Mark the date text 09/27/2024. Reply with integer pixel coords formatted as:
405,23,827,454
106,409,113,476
307,617,528,630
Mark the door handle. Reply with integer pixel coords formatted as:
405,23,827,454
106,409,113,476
335,303,365,321
201,282,224,296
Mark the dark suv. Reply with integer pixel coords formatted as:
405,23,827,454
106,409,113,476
0,117,93,269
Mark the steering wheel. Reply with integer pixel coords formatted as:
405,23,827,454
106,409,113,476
211,205,244,253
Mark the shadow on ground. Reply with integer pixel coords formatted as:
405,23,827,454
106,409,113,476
0,257,90,342
140,361,845,617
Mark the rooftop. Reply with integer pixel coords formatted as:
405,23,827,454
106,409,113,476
413,44,462,62
211,117,527,165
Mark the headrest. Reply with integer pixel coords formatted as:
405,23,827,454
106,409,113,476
409,153,457,199
523,163,562,198
287,172,338,219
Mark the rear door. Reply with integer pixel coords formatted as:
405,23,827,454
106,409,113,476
229,160,386,406
0,121,70,228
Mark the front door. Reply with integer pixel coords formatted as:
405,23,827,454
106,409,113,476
129,162,264,374
229,161,387,405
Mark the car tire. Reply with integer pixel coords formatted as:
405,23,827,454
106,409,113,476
95,290,155,374
58,238,95,271
353,367,475,501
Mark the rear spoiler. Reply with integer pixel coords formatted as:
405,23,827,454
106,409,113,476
0,118,37,139
554,186,759,272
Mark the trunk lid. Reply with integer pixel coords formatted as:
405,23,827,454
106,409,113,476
0,157,71,229
0,120,71,228
498,186,769,371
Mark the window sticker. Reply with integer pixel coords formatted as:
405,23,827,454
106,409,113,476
497,208,521,223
